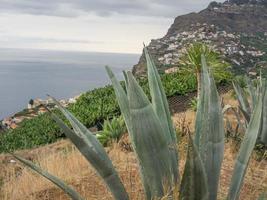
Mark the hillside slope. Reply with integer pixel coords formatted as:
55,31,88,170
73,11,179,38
133,0,267,76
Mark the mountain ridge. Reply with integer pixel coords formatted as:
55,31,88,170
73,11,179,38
133,0,267,76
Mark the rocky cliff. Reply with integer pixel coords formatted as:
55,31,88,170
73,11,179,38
133,0,267,76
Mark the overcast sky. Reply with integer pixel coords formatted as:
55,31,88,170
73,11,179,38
0,0,224,54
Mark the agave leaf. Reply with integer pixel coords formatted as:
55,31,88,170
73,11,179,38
259,70,263,95
13,154,84,200
194,55,224,200
194,56,210,148
245,76,257,110
144,46,177,142
223,105,246,130
232,81,251,119
239,106,251,124
105,66,131,132
180,134,209,200
105,66,151,198
258,80,267,145
47,102,129,200
227,91,263,200
123,70,128,91
232,107,247,130
127,71,173,199
207,61,225,200
144,46,179,183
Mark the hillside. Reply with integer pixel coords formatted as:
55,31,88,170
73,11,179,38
133,0,267,76
1,93,266,199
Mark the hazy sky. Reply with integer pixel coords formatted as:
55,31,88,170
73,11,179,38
0,0,224,54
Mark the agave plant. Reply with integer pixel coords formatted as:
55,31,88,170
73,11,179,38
96,116,127,146
223,104,246,139
231,75,267,145
12,47,264,200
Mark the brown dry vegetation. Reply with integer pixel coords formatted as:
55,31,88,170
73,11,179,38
0,140,144,200
0,91,266,200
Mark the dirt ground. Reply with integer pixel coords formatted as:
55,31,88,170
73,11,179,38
0,91,266,200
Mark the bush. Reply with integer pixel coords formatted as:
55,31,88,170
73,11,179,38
0,113,62,152
68,85,120,128
96,116,127,146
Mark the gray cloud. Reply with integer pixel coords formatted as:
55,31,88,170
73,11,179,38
0,35,104,44
0,0,224,18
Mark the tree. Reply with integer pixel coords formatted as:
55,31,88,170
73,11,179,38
180,42,232,99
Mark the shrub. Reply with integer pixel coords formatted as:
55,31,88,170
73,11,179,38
96,116,127,146
0,113,62,152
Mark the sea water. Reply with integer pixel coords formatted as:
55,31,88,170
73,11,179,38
0,48,139,119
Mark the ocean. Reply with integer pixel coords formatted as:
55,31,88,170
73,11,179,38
0,48,140,119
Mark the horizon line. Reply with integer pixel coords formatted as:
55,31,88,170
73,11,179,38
0,47,141,55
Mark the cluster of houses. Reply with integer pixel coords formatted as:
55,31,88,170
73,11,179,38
1,95,80,131
1,117,25,130
146,23,266,73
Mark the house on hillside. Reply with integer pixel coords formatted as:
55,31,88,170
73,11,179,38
165,67,179,74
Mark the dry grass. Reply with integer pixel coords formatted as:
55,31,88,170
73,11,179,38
1,137,266,199
1,137,266,200
0,91,266,200
0,140,144,200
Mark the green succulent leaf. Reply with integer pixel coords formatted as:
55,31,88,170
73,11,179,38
259,81,267,145
227,90,263,200
123,70,129,91
105,66,131,132
144,46,179,183
127,71,174,199
47,101,129,200
96,116,126,146
245,76,257,110
232,81,251,121
224,105,246,132
194,55,224,200
180,134,209,200
105,66,151,198
239,106,251,124
13,154,84,200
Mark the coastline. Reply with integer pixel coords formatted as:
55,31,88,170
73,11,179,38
0,48,140,123
0,94,82,131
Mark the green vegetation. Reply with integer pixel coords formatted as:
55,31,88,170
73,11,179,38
232,75,267,145
0,68,200,153
180,42,232,98
68,85,120,127
96,116,126,146
188,97,198,111
13,49,264,200
0,42,233,153
240,33,267,76
0,113,62,152
240,33,267,62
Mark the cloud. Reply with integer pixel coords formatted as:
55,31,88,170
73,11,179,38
0,0,225,53
14,36,103,44
0,0,224,18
